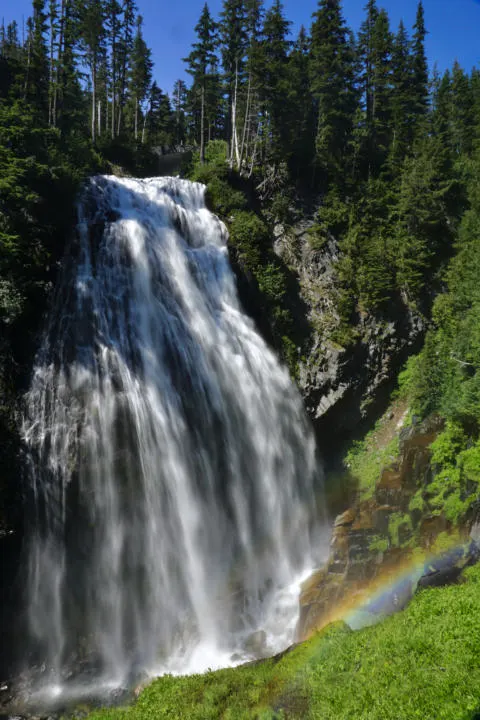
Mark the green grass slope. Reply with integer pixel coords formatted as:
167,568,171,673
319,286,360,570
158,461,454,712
86,564,480,720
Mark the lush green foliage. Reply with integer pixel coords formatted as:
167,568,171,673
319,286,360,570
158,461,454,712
397,152,480,524
86,564,480,719
344,402,403,499
345,433,400,500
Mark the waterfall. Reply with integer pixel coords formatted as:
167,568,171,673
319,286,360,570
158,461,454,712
22,175,321,700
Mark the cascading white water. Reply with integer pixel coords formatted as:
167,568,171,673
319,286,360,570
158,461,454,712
22,175,321,700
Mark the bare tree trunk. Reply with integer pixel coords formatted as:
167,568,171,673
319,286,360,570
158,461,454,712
141,108,148,143
24,34,31,100
91,65,96,142
116,106,122,136
176,82,181,144
111,88,115,139
110,11,117,139
48,4,55,126
117,10,131,137
111,59,115,138
200,84,205,163
97,99,101,135
54,0,65,126
230,60,240,169
105,81,109,138
249,119,261,178
134,95,138,141
239,72,252,173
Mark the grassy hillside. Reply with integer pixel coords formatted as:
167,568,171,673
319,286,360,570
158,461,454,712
86,563,480,720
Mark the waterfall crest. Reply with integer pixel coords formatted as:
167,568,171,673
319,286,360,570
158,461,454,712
22,176,320,694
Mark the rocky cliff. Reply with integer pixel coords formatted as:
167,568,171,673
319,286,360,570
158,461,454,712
273,218,424,457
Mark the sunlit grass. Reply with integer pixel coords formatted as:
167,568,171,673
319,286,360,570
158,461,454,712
86,563,480,720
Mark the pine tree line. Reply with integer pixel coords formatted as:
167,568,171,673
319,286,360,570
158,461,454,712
2,0,474,182
0,0,177,146
182,0,480,344
181,0,431,186
3,0,480,332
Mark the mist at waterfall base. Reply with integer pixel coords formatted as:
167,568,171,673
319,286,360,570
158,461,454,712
20,176,324,710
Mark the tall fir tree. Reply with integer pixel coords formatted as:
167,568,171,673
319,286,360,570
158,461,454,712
450,61,475,157
411,0,428,124
128,14,152,141
358,0,379,144
390,20,414,170
146,82,174,146
47,0,59,126
105,0,122,138
184,3,219,162
310,0,358,189
370,9,393,173
219,0,248,166
286,26,316,181
358,2,394,177
57,0,85,135
172,79,188,145
77,0,107,141
257,0,291,165
116,0,137,136
25,0,49,117
240,0,264,173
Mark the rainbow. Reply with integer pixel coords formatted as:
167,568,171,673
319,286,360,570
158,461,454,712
306,536,478,635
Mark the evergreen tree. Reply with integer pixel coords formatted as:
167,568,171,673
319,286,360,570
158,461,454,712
358,0,379,147
257,0,291,164
219,0,248,166
57,0,85,135
450,61,475,157
128,14,152,141
116,0,137,136
370,9,393,172
392,134,457,306
310,0,358,189
411,0,428,123
172,79,188,145
146,82,174,146
184,3,219,162
25,0,50,117
431,66,452,146
1,21,22,61
47,0,59,126
358,2,393,177
286,26,316,181
105,0,122,138
390,20,414,169
77,0,107,141
0,22,24,98
239,0,264,173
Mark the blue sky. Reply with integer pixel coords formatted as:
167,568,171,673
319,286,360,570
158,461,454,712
1,0,479,95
